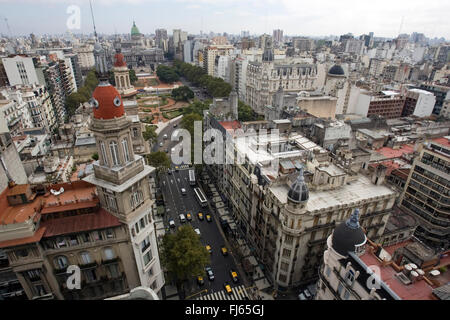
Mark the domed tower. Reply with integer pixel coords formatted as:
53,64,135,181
331,208,367,257
324,61,348,115
287,166,309,210
130,21,144,48
83,48,164,294
112,47,137,97
316,208,368,300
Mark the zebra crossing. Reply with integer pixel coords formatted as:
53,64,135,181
196,285,250,300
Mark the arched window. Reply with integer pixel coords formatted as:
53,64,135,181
100,141,108,165
54,255,68,269
120,76,125,88
122,138,130,162
109,141,120,166
104,247,115,261
80,251,92,265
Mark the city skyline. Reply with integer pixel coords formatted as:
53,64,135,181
0,0,449,39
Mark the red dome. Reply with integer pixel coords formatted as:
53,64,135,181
92,83,125,120
114,53,127,67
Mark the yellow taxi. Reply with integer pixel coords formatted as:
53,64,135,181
186,213,192,221
206,214,212,222
197,275,204,286
224,282,232,294
221,246,228,256
230,270,239,283
198,212,204,220
206,245,212,254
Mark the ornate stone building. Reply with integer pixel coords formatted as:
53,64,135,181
83,78,164,295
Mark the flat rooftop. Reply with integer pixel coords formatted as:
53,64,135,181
270,174,395,210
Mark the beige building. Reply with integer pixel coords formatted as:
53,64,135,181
83,80,164,295
218,121,398,289
296,92,337,119
203,45,235,76
0,181,142,300
246,55,317,114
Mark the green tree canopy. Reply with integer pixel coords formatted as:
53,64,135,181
181,112,203,138
146,151,171,171
129,69,138,84
142,125,157,143
171,86,194,101
157,65,180,83
160,225,210,284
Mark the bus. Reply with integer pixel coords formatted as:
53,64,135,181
188,169,196,186
194,187,208,207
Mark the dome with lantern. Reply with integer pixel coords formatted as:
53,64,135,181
91,83,125,120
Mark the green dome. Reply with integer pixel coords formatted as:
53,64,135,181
131,21,140,36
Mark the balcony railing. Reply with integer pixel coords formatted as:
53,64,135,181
101,257,120,265
80,262,98,269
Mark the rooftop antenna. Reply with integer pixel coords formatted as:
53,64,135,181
89,0,98,41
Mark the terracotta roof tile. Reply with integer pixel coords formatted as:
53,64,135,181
41,208,122,237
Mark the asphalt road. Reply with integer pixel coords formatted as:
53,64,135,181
159,167,241,297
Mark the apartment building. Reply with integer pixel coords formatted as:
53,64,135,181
212,120,397,288
203,45,235,76
1,55,39,86
246,59,317,114
315,213,449,300
0,181,142,300
402,89,436,118
399,137,450,251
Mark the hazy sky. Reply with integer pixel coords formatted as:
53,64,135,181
0,0,449,39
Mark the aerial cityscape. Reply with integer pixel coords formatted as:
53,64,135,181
0,0,449,304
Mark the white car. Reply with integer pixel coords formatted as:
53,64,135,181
169,219,175,228
179,214,186,223
163,134,168,140
194,228,201,236
181,188,186,195
159,142,163,147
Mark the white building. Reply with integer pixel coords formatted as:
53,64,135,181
404,89,436,117
1,55,39,86
74,44,95,70
203,45,235,76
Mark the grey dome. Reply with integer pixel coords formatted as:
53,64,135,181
332,208,366,256
287,167,309,204
328,65,345,76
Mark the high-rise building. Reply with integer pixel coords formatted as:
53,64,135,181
400,137,450,250
155,29,168,50
1,55,39,86
402,89,436,117
203,45,235,76
273,29,283,45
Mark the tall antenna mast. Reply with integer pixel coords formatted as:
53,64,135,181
89,0,98,41
398,16,404,36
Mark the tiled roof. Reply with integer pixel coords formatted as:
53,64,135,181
0,227,46,249
41,208,122,237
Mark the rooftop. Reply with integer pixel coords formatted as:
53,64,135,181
270,174,395,211
375,144,415,160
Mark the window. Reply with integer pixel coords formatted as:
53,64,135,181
278,273,287,282
54,256,68,269
69,235,78,246
80,251,92,265
122,139,130,162
345,269,355,285
84,269,97,283
81,233,90,243
130,183,144,210
105,229,114,239
16,249,28,258
337,282,343,296
133,127,138,138
143,249,153,266
282,248,291,258
141,236,151,253
104,194,118,212
285,235,293,245
104,248,115,261
107,264,120,278
325,266,331,277
92,231,103,241
33,284,47,296
280,262,289,272
100,141,108,165
343,289,350,300
109,141,120,166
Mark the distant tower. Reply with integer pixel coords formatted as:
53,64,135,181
112,46,137,98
